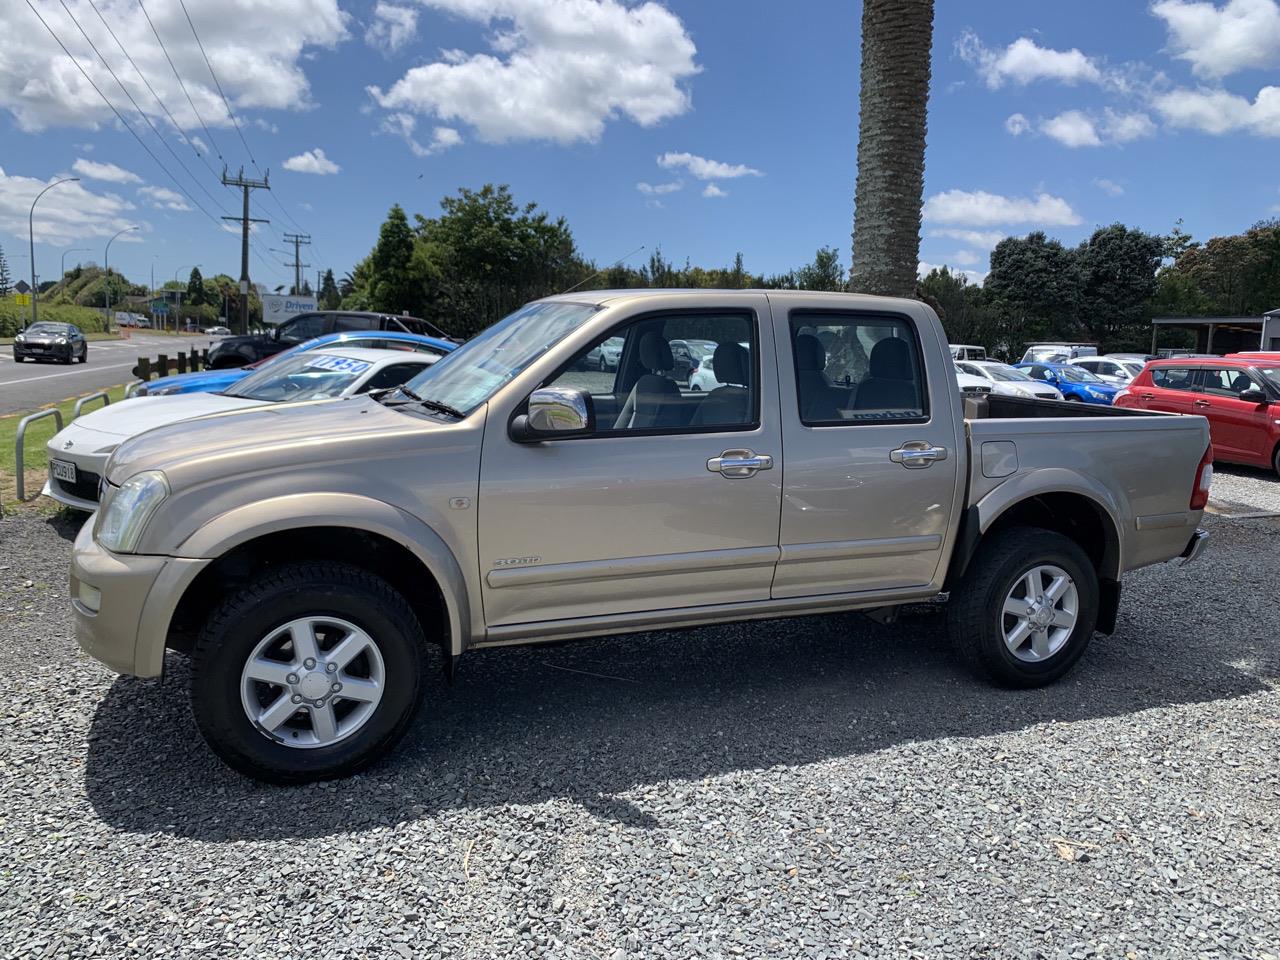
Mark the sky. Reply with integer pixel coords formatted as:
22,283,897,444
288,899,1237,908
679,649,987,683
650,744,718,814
1,0,1279,292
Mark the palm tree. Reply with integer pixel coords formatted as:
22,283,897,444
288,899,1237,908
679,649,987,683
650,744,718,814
849,0,935,297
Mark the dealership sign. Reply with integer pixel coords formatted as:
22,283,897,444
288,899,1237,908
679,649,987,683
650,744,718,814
261,294,318,323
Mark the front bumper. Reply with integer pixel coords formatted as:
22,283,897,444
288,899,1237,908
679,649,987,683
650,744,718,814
42,451,108,512
1178,528,1209,566
70,519,210,677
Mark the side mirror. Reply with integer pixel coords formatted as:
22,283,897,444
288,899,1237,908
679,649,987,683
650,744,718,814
1239,387,1268,404
510,387,594,442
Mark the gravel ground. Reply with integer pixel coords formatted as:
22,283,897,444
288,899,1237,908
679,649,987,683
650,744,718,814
2,511,1278,960
1209,464,1280,517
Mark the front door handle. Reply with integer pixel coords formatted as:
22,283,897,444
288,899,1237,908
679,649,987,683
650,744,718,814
1140,393,1155,400
708,449,774,478
890,442,949,469
1193,399,1211,408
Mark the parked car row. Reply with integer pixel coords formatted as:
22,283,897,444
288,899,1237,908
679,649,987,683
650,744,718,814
206,310,456,369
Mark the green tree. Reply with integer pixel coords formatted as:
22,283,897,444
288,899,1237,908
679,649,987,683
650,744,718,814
918,266,999,350
186,266,207,306
850,0,935,296
318,269,340,309
794,246,847,291
1075,224,1165,349
985,232,1082,343
0,243,10,297
368,204,417,315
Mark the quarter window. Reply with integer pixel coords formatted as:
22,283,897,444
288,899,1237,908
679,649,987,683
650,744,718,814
789,313,926,425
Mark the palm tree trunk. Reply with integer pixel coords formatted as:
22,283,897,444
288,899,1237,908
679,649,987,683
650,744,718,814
850,0,935,297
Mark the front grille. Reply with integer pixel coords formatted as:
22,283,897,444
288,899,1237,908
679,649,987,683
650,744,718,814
52,468,102,504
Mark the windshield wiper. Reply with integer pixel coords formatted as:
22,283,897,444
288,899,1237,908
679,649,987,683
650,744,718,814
413,396,465,419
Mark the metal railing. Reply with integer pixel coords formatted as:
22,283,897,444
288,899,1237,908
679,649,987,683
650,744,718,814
124,381,145,399
73,391,110,419
14,409,63,501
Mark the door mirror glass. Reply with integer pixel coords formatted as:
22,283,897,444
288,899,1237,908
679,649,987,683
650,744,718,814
1239,387,1268,404
511,387,595,441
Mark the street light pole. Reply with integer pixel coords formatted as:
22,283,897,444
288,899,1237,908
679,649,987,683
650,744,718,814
28,177,80,327
61,247,89,283
104,225,138,330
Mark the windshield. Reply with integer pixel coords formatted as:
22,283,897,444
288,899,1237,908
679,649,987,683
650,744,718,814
24,322,68,336
1121,361,1145,377
402,300,600,415
1057,366,1103,383
983,364,1034,382
224,352,372,402
1257,366,1280,390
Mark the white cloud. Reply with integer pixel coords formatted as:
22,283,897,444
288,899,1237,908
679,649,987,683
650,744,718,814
365,2,419,53
924,189,1082,227
72,157,141,183
282,147,341,175
956,30,1102,89
950,249,980,267
138,185,191,211
378,113,462,156
1041,110,1102,147
1038,108,1156,147
368,0,698,145
928,228,1006,249
1153,84,1280,135
1094,177,1125,196
918,260,987,285
1152,0,1280,79
1102,108,1157,142
702,183,727,198
0,166,139,245
1,0,348,131
658,152,762,180
1005,112,1031,136
636,181,681,195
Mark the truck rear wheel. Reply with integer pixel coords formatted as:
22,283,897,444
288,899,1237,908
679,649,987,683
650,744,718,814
190,561,427,783
947,527,1098,687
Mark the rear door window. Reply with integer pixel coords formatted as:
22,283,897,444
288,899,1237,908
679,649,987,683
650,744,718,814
789,313,926,425
335,315,378,332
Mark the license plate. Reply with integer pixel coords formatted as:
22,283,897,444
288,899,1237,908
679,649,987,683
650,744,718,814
50,459,77,483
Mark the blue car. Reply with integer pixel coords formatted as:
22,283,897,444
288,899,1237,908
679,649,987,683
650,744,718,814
1013,361,1121,404
138,330,455,396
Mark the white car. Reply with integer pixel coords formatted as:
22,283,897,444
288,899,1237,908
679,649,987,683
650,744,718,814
1070,355,1145,385
688,342,751,391
957,360,1064,401
44,347,440,512
954,367,994,398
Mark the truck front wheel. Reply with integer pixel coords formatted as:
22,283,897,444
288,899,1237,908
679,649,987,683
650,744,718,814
190,561,428,783
947,528,1098,687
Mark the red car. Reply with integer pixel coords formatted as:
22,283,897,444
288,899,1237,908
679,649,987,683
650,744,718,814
1115,357,1280,474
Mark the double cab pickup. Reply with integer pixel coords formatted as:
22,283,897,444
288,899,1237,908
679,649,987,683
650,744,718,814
70,291,1212,782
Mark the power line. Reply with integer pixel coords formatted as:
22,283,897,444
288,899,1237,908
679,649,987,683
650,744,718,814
21,0,220,228
84,0,219,179
136,0,227,165
54,0,230,217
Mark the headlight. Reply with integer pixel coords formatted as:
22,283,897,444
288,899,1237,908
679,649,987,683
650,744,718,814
15,334,24,342
96,471,169,554
56,336,67,344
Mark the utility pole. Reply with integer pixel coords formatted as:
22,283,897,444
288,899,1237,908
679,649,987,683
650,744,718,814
282,233,311,296
221,166,270,335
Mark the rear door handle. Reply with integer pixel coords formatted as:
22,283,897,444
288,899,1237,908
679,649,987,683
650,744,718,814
708,449,773,478
1140,393,1155,400
890,442,949,469
1193,400,1211,408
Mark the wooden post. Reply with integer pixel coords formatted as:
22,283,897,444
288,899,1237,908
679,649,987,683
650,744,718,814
190,348,201,371
157,353,169,376
177,352,188,374
201,348,210,366
135,357,151,381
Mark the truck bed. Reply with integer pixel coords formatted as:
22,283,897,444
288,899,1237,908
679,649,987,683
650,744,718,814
964,394,1162,420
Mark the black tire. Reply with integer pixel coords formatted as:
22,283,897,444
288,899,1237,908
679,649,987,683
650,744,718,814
191,561,428,783
1064,394,1082,402
946,527,1098,688
13,353,24,363
690,384,702,392
1273,445,1280,480
596,356,606,371
78,347,88,363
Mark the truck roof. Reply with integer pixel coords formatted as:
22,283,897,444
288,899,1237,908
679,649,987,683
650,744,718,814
537,289,918,309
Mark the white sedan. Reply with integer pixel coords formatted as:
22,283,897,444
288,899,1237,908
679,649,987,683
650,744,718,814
44,347,439,512
688,342,751,391
956,360,1064,401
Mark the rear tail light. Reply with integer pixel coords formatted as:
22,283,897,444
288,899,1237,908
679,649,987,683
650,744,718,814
1113,387,1130,403
1190,444,1214,510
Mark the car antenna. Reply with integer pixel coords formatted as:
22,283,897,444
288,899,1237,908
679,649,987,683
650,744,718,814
559,245,646,295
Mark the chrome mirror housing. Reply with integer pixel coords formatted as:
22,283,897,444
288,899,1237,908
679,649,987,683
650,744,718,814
511,387,594,441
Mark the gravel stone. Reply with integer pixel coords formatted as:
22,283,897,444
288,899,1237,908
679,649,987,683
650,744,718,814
1,509,1278,959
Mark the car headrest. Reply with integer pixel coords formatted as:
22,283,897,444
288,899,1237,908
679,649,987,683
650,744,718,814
794,334,826,372
713,341,749,387
638,331,673,372
869,337,912,380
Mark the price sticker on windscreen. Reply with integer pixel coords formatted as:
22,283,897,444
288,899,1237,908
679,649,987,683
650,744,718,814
305,355,371,374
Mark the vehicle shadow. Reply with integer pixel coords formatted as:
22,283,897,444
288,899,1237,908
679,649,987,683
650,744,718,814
84,568,1278,842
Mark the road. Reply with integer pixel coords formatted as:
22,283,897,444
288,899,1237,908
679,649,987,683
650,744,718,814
0,333,222,416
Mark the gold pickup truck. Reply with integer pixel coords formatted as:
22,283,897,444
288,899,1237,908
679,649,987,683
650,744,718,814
69,290,1211,782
